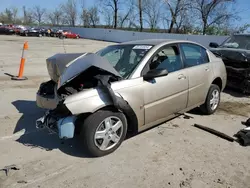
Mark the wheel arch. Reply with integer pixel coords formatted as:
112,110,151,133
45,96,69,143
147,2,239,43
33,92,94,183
211,77,223,91
76,104,138,136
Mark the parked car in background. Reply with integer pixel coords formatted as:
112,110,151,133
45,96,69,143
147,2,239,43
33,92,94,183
36,39,227,157
0,25,15,35
13,25,27,35
20,27,44,37
58,30,80,39
49,28,60,37
209,34,250,94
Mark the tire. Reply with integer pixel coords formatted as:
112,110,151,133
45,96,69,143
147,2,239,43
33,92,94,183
200,84,221,115
80,110,127,157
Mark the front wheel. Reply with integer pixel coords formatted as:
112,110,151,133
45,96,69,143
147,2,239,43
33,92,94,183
200,84,221,115
80,110,127,157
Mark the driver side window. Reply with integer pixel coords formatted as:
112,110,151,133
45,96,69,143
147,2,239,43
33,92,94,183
149,45,183,73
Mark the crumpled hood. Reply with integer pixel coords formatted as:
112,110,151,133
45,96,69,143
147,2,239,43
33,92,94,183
46,53,87,82
58,53,122,89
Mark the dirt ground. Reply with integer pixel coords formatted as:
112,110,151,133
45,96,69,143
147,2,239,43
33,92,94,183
0,35,250,188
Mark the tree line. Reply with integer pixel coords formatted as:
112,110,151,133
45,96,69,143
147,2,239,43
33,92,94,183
0,0,249,35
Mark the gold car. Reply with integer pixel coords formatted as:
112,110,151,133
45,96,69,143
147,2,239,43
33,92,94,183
36,39,227,157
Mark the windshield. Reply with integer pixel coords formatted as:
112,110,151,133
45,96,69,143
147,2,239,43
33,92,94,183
96,44,153,78
220,35,250,50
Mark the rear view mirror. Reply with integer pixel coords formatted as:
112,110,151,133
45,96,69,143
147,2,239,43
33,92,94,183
143,68,168,80
209,42,219,48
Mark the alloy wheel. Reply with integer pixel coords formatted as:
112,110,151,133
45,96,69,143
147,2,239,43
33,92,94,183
94,116,123,151
210,89,220,111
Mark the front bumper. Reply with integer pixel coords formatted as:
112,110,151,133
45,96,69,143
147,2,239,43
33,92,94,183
36,110,76,139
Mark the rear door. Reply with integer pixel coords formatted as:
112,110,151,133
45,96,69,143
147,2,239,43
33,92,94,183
179,43,213,108
142,44,189,124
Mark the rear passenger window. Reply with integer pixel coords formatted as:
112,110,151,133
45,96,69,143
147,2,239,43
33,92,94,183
180,43,209,68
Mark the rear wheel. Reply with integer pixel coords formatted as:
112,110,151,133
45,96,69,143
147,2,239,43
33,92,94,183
200,84,221,115
80,110,127,157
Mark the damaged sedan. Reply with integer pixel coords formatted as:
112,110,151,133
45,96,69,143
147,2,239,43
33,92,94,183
36,39,227,157
209,34,250,94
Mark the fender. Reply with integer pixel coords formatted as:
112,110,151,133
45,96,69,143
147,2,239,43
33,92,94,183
94,74,138,133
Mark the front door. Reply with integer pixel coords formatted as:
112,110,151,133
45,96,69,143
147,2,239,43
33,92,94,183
143,44,189,124
179,43,213,108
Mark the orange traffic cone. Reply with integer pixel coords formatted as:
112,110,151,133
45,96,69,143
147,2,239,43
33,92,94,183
12,41,29,80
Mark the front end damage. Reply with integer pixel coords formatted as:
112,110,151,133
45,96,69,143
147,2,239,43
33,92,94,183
36,101,75,139
36,53,87,109
36,53,138,140
210,49,250,94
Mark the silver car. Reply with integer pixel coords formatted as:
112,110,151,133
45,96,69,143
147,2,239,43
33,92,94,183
36,39,227,157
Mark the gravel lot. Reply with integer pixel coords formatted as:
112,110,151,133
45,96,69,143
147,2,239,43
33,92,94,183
0,35,250,188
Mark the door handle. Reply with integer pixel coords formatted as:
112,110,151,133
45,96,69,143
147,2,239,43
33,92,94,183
205,67,210,71
178,74,186,80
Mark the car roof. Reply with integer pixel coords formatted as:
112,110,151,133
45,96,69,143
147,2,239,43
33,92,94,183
120,39,175,45
119,39,200,46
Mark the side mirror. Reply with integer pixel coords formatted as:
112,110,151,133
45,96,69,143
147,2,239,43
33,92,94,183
143,68,168,80
209,42,219,48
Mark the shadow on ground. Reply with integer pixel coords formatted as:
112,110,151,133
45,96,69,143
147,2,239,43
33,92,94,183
12,100,91,158
11,100,195,157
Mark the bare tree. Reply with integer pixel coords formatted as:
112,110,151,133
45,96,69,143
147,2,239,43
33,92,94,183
81,9,91,27
138,0,143,31
191,0,237,35
47,8,63,26
62,0,78,26
102,7,113,27
0,8,13,24
143,0,162,30
118,10,131,28
89,7,100,27
54,9,63,25
10,7,18,24
164,0,191,33
32,5,46,25
23,6,33,25
99,0,123,29
176,8,194,33
81,6,100,27
79,0,85,25
47,12,56,25
5,8,13,23
118,0,134,28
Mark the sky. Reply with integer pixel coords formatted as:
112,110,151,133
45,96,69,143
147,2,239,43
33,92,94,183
0,0,249,27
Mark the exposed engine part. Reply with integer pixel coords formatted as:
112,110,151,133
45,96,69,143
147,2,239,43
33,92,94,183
37,80,56,98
